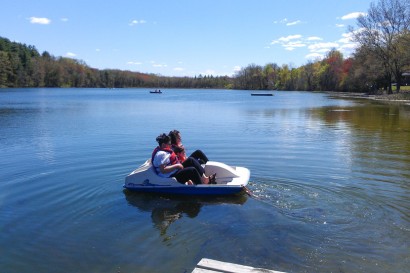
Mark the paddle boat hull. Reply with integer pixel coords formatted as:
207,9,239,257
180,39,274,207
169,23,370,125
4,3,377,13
124,159,250,195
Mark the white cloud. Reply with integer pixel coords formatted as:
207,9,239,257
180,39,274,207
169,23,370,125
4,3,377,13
152,63,167,68
336,24,345,28
308,42,339,52
338,32,357,46
340,43,357,50
336,31,359,56
338,36,352,44
307,36,323,41
341,32,354,39
284,41,306,51
61,18,68,22
276,34,302,43
341,12,366,20
315,48,333,53
233,66,241,72
305,53,324,60
173,67,184,71
274,18,302,26
272,35,326,52
65,52,76,57
289,43,306,47
127,61,142,65
274,18,288,24
129,19,147,26
269,23,361,61
287,20,301,26
29,17,51,24
270,32,359,59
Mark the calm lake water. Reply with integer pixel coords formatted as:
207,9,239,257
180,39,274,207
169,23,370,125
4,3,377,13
0,88,409,273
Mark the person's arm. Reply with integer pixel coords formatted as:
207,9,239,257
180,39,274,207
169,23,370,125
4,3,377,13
159,163,183,174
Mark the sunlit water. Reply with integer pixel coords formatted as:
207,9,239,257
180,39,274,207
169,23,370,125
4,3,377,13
0,88,409,273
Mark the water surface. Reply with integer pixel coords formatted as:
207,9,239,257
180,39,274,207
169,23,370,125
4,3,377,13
0,88,409,272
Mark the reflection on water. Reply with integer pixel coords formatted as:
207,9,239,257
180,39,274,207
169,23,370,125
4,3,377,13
124,191,247,239
1,89,409,273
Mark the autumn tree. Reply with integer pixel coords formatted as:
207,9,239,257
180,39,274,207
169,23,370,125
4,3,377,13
351,0,410,93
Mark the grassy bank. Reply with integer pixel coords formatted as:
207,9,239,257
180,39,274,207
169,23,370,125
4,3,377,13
393,85,410,91
376,85,410,101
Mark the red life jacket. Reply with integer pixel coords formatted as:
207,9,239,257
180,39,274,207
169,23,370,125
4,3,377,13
151,146,179,167
171,144,187,162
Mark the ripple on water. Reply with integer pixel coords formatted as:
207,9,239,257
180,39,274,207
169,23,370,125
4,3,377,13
1,89,409,273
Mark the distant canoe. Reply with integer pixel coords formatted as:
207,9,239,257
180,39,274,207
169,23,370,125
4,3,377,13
251,93,274,96
150,90,162,94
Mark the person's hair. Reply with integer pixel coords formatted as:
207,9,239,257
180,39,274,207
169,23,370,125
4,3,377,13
156,133,170,146
168,129,180,145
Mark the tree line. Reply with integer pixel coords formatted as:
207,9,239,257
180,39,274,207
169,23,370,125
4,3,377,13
1,0,409,93
233,0,410,93
0,37,232,89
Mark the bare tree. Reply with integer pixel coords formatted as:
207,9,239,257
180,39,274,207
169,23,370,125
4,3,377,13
351,0,410,93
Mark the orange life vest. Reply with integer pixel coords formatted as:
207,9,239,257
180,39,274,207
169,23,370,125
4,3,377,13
171,144,187,162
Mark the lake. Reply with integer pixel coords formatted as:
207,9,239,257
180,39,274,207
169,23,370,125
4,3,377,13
0,88,409,273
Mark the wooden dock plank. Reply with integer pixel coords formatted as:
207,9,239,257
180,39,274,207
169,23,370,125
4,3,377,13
193,258,286,273
192,268,221,273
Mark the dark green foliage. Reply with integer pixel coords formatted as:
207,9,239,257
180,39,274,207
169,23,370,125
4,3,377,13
1,28,408,92
0,37,232,89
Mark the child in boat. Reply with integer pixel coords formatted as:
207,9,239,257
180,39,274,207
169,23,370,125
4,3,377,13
169,130,209,164
152,133,215,185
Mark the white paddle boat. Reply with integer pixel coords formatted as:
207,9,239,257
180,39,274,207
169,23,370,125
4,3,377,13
124,159,250,195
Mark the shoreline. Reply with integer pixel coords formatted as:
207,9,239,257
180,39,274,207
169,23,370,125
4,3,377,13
326,90,410,105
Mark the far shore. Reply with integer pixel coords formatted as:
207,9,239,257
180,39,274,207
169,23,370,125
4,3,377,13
326,90,410,105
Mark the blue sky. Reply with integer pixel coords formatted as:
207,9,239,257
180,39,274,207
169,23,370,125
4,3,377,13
1,0,373,77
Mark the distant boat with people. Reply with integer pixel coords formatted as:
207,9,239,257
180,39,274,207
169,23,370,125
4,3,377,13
150,89,162,94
